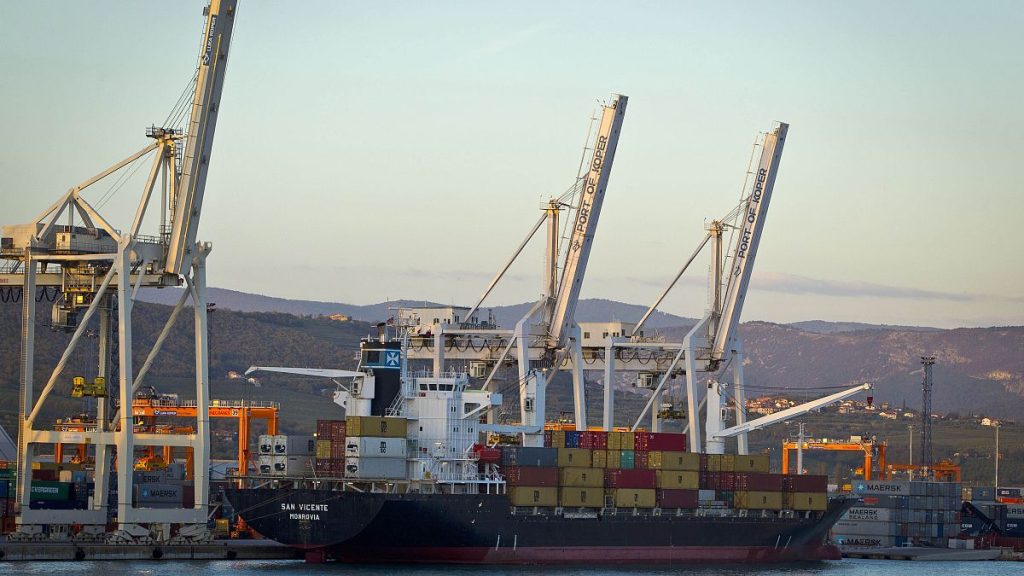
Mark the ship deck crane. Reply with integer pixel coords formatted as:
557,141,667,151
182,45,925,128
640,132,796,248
1,0,237,542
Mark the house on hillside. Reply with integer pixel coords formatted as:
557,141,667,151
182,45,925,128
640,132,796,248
981,417,1000,427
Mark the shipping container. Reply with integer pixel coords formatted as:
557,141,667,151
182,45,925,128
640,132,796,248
501,446,558,467
509,486,558,507
604,450,621,470
592,449,608,469
834,534,896,548
656,470,699,490
788,492,827,511
557,448,592,468
619,432,635,451
735,472,784,492
135,482,182,505
549,430,566,449
560,467,604,488
614,488,657,508
619,450,635,470
606,469,656,489
316,419,347,441
257,455,273,475
344,457,406,479
565,431,582,448
345,437,408,459
833,519,898,536
258,434,274,455
656,488,698,508
503,466,559,487
274,434,315,456
346,416,408,438
697,489,716,501
607,432,622,451
559,487,602,507
29,481,71,501
734,491,783,510
635,451,649,469
316,439,332,459
733,454,770,473
582,431,608,450
784,474,828,493
844,506,892,522
273,455,314,476
648,451,700,471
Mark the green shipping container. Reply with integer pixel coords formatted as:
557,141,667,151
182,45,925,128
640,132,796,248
30,481,72,501
620,450,635,470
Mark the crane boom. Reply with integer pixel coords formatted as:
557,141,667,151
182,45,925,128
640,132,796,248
547,94,627,348
710,121,787,361
164,0,238,276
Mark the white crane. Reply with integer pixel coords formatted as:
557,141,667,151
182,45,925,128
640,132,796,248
1,0,238,543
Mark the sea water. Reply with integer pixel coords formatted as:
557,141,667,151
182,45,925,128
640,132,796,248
0,559,1020,576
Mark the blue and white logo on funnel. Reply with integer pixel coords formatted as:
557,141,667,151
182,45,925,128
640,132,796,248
385,351,400,367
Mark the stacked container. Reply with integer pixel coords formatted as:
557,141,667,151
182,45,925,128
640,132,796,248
270,434,315,477
314,419,347,477
833,480,961,548
344,416,408,479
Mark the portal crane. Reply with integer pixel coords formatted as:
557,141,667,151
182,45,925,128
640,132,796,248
1,0,238,543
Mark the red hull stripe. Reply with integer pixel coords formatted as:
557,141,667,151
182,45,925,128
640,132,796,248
330,545,842,564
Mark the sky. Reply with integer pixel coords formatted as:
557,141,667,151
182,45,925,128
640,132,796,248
1,1,1022,329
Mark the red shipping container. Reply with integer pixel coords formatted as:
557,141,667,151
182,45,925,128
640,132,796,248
657,489,698,508
330,441,347,460
504,466,559,487
32,469,57,481
590,431,608,450
543,430,553,447
735,472,784,492
635,451,650,469
647,432,687,452
783,474,827,492
633,432,650,452
331,421,347,440
605,469,656,489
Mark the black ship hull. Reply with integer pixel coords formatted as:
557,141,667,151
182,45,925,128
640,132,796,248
225,488,853,564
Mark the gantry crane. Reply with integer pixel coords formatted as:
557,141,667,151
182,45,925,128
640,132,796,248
0,0,237,543
782,437,888,481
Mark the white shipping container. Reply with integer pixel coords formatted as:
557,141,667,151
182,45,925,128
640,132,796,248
344,457,407,479
833,520,898,537
844,507,892,522
274,434,315,455
1005,505,1024,518
257,455,274,475
272,455,313,476
835,534,896,548
135,483,183,504
698,489,716,501
258,434,274,455
345,437,408,459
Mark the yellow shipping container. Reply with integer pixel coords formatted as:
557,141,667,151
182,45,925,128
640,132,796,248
605,450,621,470
619,432,636,451
719,454,736,472
315,439,332,459
557,448,592,468
607,432,622,451
733,454,770,473
509,487,558,507
591,450,608,469
560,467,604,488
704,453,721,472
734,490,783,510
550,430,566,448
559,487,602,507
656,470,700,490
346,416,407,438
615,488,657,508
648,451,700,471
789,492,827,511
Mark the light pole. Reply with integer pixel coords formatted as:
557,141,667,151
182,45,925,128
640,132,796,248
908,424,914,481
995,422,1000,489
796,422,806,476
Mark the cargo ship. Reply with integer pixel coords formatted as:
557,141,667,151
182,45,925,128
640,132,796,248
225,332,856,565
